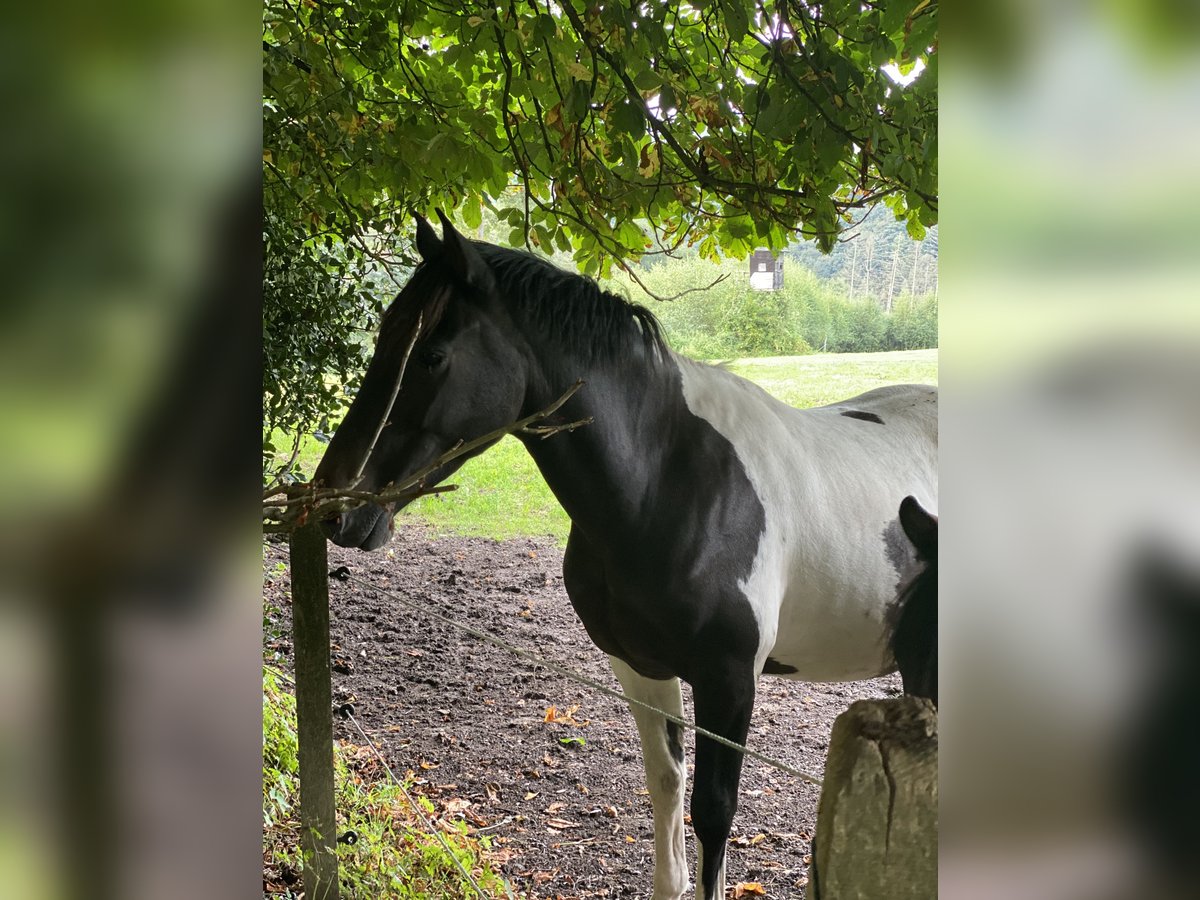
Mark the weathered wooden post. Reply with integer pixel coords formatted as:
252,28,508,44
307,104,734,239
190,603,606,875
809,697,937,900
289,522,339,900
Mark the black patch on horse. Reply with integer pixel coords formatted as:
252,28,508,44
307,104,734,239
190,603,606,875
666,720,685,765
841,409,884,424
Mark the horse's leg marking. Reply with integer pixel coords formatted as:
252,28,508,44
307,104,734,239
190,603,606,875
610,656,689,900
691,671,755,900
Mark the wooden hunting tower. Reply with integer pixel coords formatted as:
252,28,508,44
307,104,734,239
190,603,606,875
749,249,784,291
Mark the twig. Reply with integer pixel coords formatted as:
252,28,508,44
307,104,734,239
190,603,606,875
520,416,594,440
263,380,587,533
351,311,422,488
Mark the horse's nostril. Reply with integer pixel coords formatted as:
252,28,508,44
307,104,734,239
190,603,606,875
319,514,342,541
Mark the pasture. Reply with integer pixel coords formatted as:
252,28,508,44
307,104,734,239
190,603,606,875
284,348,938,546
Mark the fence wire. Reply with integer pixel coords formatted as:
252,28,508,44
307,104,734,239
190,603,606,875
333,568,824,788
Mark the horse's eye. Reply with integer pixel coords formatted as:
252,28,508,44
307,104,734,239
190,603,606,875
419,348,445,370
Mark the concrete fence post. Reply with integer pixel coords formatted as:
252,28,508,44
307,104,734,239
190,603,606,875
809,697,937,900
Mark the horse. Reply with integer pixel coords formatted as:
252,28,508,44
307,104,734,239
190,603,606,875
891,495,939,706
313,212,939,900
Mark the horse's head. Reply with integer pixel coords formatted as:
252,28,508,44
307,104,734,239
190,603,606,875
314,213,530,549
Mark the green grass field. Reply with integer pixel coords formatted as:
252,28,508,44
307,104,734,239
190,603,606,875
279,349,938,545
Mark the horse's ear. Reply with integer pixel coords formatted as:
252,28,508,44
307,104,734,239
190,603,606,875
436,209,492,290
415,214,441,261
899,495,938,560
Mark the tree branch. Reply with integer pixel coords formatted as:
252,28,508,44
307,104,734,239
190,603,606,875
263,380,588,533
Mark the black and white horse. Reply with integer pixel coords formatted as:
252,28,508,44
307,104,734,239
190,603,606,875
314,214,938,900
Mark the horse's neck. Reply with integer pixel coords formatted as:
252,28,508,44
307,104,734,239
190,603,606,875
518,346,677,537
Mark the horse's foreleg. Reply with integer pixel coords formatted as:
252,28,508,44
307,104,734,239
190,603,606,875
690,671,755,900
610,656,689,900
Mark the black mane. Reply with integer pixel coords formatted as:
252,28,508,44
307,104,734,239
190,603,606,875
473,242,668,364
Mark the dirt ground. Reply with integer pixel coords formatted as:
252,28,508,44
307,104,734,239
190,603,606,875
263,524,901,899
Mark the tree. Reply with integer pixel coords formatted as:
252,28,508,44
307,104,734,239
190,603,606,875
262,0,937,469
263,0,936,273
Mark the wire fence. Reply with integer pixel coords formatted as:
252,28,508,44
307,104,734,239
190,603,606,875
268,562,830,900
331,567,825,787
269,665,518,900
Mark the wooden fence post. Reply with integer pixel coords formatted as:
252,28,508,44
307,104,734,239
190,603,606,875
810,697,937,900
289,522,339,900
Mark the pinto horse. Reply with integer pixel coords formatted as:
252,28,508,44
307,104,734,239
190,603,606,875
314,213,938,900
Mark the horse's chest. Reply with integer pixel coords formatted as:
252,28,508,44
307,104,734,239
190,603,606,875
561,531,761,682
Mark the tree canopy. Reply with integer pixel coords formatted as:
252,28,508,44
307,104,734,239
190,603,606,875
264,0,937,272
262,0,937,472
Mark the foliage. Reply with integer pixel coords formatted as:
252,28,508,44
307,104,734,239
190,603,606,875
263,666,300,830
786,203,939,299
263,0,937,275
262,209,391,480
262,0,936,474
886,294,939,349
609,257,937,357
263,667,517,898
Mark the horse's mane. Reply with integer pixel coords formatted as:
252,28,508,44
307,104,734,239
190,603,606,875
474,243,668,364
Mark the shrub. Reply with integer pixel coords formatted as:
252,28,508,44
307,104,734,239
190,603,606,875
608,257,935,358
887,295,939,350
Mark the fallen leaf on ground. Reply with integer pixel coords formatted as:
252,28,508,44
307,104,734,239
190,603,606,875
731,883,766,898
543,704,589,726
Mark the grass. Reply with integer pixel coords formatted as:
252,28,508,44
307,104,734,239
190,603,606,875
262,667,517,898
723,348,939,409
272,349,938,546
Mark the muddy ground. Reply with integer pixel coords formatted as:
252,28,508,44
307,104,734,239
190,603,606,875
263,525,900,899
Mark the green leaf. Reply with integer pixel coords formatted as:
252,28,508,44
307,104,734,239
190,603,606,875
633,68,661,92
718,0,749,42
567,80,591,122
462,198,482,230
610,100,645,138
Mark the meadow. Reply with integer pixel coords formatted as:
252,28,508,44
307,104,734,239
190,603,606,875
285,349,938,546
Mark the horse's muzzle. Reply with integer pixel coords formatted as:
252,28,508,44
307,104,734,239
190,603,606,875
321,503,391,550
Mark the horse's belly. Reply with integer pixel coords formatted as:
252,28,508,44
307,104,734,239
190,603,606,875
758,567,899,682
765,602,894,682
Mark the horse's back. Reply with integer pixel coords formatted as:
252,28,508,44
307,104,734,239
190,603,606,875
674,358,938,681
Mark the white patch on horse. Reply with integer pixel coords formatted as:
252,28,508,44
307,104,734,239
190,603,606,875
610,657,690,900
676,359,938,681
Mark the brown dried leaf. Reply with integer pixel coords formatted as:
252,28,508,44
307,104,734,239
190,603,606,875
732,883,766,898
